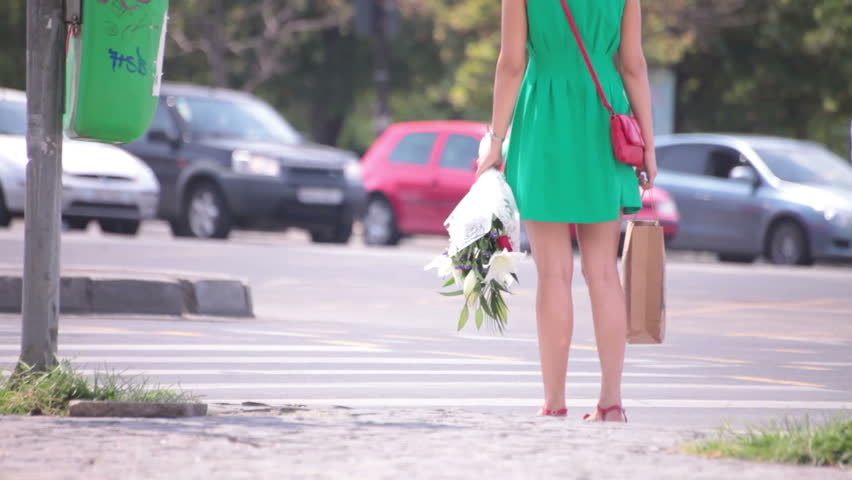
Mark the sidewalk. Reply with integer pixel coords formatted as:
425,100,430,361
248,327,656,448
0,405,846,480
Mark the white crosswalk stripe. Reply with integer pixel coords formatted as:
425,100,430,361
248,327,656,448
0,344,389,353
204,398,852,410
1,323,849,414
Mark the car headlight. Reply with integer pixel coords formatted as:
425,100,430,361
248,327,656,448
232,150,281,177
823,208,852,228
136,164,159,189
344,159,362,183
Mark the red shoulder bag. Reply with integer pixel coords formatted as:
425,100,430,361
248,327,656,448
558,0,646,167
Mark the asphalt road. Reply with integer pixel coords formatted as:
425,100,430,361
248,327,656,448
0,221,850,428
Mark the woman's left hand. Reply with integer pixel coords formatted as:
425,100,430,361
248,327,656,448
476,141,504,179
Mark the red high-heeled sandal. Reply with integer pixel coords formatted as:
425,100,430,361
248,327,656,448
583,404,628,422
537,406,568,417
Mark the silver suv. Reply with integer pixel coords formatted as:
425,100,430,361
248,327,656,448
655,134,852,265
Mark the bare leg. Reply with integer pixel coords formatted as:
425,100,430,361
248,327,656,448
576,220,628,422
525,220,574,412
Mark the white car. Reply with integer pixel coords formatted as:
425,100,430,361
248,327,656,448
0,88,159,235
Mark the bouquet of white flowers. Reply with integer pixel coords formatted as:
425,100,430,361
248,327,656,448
425,139,524,332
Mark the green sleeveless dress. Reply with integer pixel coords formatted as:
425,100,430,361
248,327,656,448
505,0,641,223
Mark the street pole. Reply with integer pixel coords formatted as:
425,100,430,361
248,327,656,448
373,0,392,137
19,0,66,371
209,0,228,88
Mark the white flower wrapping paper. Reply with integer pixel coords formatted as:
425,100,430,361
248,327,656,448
443,136,520,256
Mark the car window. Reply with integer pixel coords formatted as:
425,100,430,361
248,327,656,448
149,103,177,132
756,144,852,188
389,132,438,165
440,134,479,170
706,146,746,179
173,95,301,144
657,144,711,175
0,99,26,135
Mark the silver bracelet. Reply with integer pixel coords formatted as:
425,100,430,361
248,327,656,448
487,126,506,143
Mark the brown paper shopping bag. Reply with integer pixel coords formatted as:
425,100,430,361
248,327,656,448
621,219,666,344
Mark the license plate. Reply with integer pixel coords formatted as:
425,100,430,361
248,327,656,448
297,187,344,205
78,188,129,204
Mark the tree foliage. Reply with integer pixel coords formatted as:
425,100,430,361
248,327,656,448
0,0,848,156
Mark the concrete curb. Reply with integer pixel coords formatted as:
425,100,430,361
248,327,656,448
68,400,208,418
0,267,253,318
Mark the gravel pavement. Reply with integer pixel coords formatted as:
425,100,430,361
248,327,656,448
1,406,848,480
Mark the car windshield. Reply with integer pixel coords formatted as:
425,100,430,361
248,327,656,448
0,100,27,135
174,95,301,144
756,144,852,188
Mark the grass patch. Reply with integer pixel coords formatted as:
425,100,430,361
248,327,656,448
686,416,852,467
0,361,197,416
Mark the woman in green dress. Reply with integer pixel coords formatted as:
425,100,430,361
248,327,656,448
476,0,658,421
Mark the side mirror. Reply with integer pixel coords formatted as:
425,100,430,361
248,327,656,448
729,165,759,186
148,129,180,147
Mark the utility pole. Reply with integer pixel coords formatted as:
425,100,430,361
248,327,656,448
355,0,398,137
373,0,392,137
19,0,66,371
209,0,228,88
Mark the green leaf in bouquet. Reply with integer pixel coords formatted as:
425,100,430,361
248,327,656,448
475,307,484,329
495,294,509,322
440,290,464,297
490,291,501,319
480,292,495,318
511,273,520,285
458,304,470,331
443,277,456,288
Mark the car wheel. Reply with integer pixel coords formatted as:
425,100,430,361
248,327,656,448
168,219,192,237
766,220,813,266
180,181,231,240
363,197,400,246
98,219,140,236
65,218,89,231
311,215,354,245
718,253,757,264
0,189,11,228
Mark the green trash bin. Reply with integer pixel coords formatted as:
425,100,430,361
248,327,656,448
64,0,170,144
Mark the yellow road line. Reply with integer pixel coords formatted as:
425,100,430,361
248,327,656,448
767,348,817,354
782,365,832,372
726,333,837,343
710,312,774,320
291,328,349,335
649,354,749,365
64,326,128,333
321,340,384,349
155,330,206,337
773,308,852,316
728,376,824,388
669,298,838,317
419,350,523,362
383,334,445,342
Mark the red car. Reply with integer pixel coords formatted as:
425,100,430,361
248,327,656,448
361,121,679,246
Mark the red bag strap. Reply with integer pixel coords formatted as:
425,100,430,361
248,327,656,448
558,0,616,117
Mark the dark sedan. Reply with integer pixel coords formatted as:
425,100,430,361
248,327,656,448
121,83,366,242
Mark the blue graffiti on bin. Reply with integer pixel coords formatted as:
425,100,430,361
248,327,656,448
108,47,148,76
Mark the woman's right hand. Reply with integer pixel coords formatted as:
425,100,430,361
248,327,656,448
475,138,504,179
637,149,658,189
